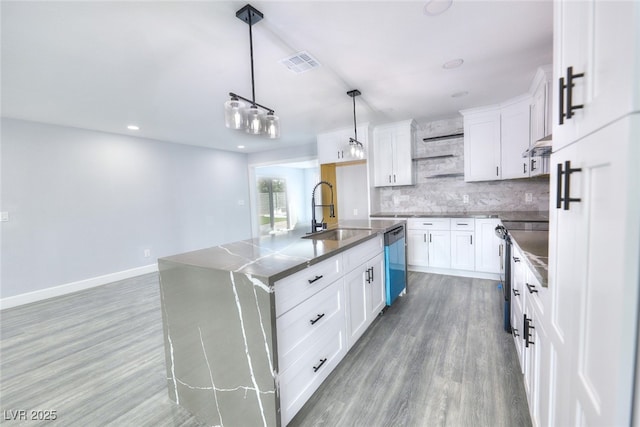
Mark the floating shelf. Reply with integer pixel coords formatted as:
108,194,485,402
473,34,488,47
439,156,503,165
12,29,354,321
412,154,455,161
426,172,465,179
421,132,464,143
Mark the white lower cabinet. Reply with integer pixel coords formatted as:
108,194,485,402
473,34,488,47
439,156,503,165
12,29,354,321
276,235,385,425
474,218,502,274
345,252,385,347
406,218,451,269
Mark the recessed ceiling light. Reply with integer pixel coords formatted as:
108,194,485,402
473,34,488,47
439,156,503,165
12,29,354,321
237,145,245,149
443,58,464,69
127,125,140,131
451,91,469,98
424,0,453,16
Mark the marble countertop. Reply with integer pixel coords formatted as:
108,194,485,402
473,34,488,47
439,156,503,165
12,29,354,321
371,210,549,222
159,219,406,284
509,230,549,287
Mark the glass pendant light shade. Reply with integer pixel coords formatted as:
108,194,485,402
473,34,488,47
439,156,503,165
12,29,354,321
264,113,280,139
245,105,264,135
224,98,246,130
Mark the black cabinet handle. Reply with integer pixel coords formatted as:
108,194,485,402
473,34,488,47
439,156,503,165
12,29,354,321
513,288,520,297
423,223,433,225
556,160,582,210
423,233,426,243
369,266,374,282
470,235,473,245
457,223,468,226
531,158,537,171
388,175,392,183
308,275,323,284
526,283,538,294
559,76,566,125
310,313,325,325
313,358,327,373
513,256,520,263
512,327,519,338
393,174,396,183
365,267,371,284
523,163,527,174
523,314,535,348
559,66,585,125
496,166,499,176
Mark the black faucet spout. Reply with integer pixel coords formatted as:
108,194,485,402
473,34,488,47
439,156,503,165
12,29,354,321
311,181,335,233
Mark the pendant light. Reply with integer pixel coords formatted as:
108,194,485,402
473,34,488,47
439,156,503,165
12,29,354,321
224,4,280,139
347,89,365,158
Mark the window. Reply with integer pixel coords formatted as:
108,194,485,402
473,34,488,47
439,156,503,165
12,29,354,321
257,178,289,235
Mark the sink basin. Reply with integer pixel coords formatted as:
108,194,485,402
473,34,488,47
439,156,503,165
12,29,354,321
303,228,370,241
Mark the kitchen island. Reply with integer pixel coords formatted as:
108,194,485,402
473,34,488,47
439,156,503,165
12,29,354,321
158,219,404,426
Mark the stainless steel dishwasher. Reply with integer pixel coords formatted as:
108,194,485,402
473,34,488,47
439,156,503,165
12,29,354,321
384,225,407,306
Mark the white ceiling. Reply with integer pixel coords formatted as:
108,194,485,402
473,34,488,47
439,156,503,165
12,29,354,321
1,1,553,153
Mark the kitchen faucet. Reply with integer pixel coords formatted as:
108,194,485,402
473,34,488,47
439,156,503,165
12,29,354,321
311,181,335,233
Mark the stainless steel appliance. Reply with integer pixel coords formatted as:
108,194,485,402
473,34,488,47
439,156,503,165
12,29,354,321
384,225,406,306
495,224,512,332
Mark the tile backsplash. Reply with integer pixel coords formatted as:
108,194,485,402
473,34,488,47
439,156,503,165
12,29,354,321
373,116,550,213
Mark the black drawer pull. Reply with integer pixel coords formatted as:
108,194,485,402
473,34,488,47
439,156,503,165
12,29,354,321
531,158,537,171
523,162,527,174
523,314,535,348
513,256,520,263
457,223,468,226
310,313,325,325
526,283,538,294
423,223,433,225
365,267,372,284
308,275,323,284
313,358,327,373
512,288,520,297
369,266,374,282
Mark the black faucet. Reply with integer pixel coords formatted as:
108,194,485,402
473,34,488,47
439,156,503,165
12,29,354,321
311,181,335,233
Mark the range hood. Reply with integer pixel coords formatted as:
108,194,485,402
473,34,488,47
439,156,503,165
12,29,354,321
523,134,552,158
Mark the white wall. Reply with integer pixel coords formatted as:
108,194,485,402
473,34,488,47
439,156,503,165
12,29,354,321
1,119,252,301
336,163,369,220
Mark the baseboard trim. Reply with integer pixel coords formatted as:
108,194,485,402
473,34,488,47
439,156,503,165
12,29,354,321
408,265,501,281
0,264,158,310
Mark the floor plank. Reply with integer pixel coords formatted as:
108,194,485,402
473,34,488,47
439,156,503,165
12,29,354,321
1,272,531,426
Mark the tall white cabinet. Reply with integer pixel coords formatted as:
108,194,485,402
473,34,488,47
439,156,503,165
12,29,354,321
547,1,640,426
372,120,416,187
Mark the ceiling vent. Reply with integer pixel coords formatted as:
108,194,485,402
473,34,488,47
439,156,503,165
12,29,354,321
280,51,321,74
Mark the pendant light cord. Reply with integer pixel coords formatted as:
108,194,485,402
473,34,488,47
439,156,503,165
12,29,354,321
248,12,256,106
352,94,358,141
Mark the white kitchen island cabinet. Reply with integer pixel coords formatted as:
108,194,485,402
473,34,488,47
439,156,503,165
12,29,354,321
158,220,402,427
372,120,416,187
547,0,640,424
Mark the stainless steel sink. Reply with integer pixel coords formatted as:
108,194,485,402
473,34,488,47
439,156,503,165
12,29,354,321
302,228,370,241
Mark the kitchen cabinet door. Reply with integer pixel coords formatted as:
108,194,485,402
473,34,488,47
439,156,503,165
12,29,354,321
548,115,640,427
553,0,640,150
406,229,428,267
428,230,451,269
462,108,501,182
367,253,385,320
501,96,532,180
450,230,474,271
318,125,369,165
474,218,501,274
373,120,415,187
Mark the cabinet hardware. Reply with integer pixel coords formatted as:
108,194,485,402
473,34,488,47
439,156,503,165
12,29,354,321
531,158,537,171
429,233,432,243
388,175,392,183
496,166,499,176
309,313,325,325
313,358,328,373
512,327,519,338
423,223,433,225
423,233,426,243
523,163,527,174
457,223,468,226
513,288,520,297
523,314,535,347
470,235,473,245
513,256,520,263
393,174,396,183
555,160,582,210
559,66,585,125
526,283,538,294
308,275,324,284
369,266,374,282
365,267,372,284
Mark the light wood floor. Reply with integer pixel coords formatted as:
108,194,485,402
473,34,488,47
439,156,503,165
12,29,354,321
0,272,530,426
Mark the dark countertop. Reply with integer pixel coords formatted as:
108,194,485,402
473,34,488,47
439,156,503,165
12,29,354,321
371,210,549,222
159,219,406,284
509,230,549,286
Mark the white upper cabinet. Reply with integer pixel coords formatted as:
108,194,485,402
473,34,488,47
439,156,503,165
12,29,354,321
528,65,552,177
372,120,416,187
461,107,502,182
317,124,369,165
553,0,640,150
501,95,533,180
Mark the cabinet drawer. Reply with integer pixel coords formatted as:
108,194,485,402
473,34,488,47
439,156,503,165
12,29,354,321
525,267,546,317
407,218,450,230
451,218,475,231
279,316,346,425
277,279,344,371
342,235,383,273
275,256,342,317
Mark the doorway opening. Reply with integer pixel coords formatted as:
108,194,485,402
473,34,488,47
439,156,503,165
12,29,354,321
257,177,289,235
